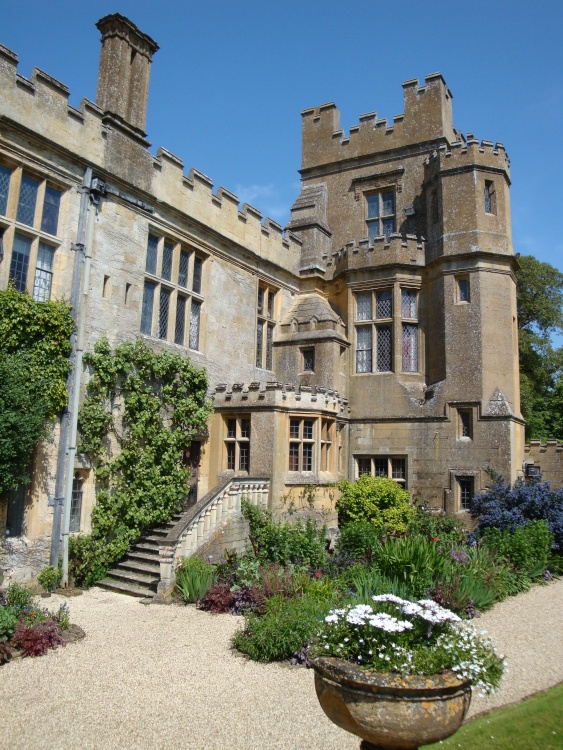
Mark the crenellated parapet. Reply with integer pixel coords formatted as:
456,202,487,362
424,138,510,182
301,73,456,171
0,41,301,271
212,381,349,417
327,234,425,276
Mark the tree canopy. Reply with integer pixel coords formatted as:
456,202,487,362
516,255,563,440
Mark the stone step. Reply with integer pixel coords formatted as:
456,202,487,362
143,534,170,543
97,578,156,599
119,559,161,576
147,528,170,538
133,542,160,553
105,568,159,587
127,550,161,564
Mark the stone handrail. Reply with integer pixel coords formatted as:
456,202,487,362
157,476,270,596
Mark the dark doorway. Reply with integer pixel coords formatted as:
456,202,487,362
6,486,26,537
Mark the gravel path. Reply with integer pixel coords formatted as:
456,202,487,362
1,580,562,750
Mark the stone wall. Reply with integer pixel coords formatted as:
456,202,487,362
524,441,563,489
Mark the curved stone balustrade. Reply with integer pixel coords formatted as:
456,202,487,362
157,477,270,596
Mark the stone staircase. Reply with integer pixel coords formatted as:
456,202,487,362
96,511,185,599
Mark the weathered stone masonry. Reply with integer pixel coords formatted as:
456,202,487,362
1,14,555,582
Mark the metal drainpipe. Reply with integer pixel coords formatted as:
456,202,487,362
50,167,92,568
60,179,96,587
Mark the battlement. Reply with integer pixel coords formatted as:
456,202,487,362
211,381,349,417
301,73,456,171
424,137,510,181
0,38,301,272
327,234,425,276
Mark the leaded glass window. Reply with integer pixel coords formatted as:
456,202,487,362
178,249,189,287
161,240,173,281
376,325,392,371
158,288,171,339
33,242,55,301
401,289,418,318
376,290,392,319
266,323,274,370
174,295,186,345
9,233,32,292
256,284,276,369
357,456,407,486
189,299,201,349
40,186,61,235
402,324,418,372
0,164,11,216
366,191,395,243
146,234,158,274
17,175,39,226
356,292,372,320
256,320,264,367
69,474,83,533
356,326,372,373
140,281,155,334
192,256,203,294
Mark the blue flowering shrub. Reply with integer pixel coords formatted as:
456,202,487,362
470,477,563,552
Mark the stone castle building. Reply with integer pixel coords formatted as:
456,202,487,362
0,14,540,583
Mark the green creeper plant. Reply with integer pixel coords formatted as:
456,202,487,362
0,286,73,494
70,338,213,586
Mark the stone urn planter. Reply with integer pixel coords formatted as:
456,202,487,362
313,656,472,750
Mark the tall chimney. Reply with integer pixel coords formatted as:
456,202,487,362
95,14,159,137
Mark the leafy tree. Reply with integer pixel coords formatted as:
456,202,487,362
0,287,73,495
71,338,213,585
516,255,563,440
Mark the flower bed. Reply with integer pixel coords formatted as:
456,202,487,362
0,583,82,665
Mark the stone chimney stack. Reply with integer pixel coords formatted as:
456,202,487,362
95,14,159,138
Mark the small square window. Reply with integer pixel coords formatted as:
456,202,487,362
457,277,470,303
303,348,315,372
458,409,472,439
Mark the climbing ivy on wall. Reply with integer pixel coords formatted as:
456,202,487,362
70,338,213,586
0,286,73,495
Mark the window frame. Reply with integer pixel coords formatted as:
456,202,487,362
141,230,206,348
256,283,277,370
224,416,251,473
355,455,408,487
0,164,63,301
366,190,396,244
457,475,474,511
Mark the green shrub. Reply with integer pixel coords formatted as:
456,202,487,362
0,605,18,642
37,565,62,592
336,475,415,531
337,520,385,560
232,594,330,662
481,520,553,575
242,500,327,569
5,583,34,615
175,557,216,603
407,507,466,546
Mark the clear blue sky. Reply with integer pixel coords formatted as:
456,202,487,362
2,0,562,277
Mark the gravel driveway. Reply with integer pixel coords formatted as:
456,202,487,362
1,579,562,750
